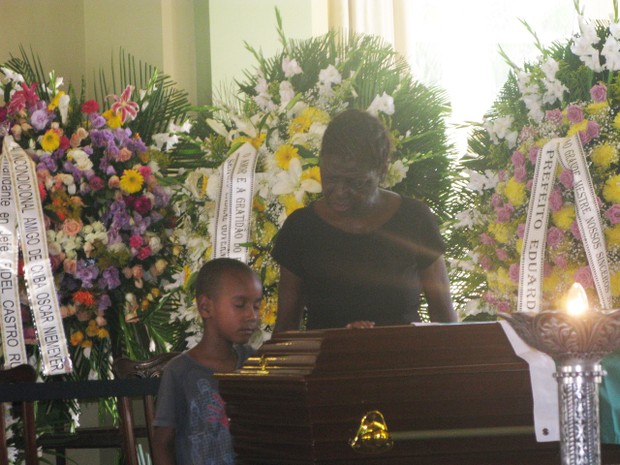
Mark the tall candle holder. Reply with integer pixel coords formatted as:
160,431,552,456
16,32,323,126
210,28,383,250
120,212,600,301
500,307,620,465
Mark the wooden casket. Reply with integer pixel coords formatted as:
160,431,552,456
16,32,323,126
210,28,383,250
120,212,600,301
217,322,620,465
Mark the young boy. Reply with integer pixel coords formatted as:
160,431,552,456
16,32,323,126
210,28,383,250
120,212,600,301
152,258,262,465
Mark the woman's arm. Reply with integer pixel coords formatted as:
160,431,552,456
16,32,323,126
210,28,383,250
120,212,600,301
273,265,306,333
420,256,458,322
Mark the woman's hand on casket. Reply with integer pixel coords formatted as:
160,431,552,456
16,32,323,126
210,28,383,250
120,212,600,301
345,320,375,329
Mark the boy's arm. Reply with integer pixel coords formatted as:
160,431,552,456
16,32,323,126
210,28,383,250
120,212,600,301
152,426,176,465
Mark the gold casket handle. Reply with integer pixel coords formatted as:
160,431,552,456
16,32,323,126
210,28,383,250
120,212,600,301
349,410,394,454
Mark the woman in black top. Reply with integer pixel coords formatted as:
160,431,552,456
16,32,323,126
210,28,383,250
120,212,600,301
271,109,457,331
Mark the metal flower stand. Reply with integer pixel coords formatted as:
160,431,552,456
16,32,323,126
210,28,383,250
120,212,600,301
500,308,620,465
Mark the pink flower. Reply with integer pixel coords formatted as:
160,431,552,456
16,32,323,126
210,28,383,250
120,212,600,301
554,254,568,268
545,109,563,124
62,218,83,236
566,105,584,124
574,266,594,289
549,190,564,212
511,151,525,167
116,147,133,162
137,246,152,260
514,165,527,183
605,204,620,224
559,169,574,189
491,193,503,208
129,235,143,249
571,221,582,240
517,223,526,238
547,226,564,248
138,165,152,181
590,83,608,102
480,233,495,245
496,204,514,223
109,85,140,123
529,146,539,164
579,120,600,145
63,259,77,275
133,196,152,215
479,255,492,271
496,248,509,261
509,263,519,282
496,301,511,313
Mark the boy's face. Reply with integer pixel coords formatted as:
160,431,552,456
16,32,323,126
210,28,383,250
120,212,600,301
199,270,262,345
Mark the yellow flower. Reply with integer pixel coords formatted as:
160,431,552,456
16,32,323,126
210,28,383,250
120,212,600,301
604,174,620,204
102,109,123,129
259,299,277,327
275,144,301,169
551,205,575,230
566,120,588,137
119,169,144,194
613,113,620,130
48,91,65,111
488,222,510,244
586,101,608,115
516,237,523,254
611,271,620,297
496,267,516,294
288,107,330,136
591,143,617,169
200,175,209,198
543,267,563,295
86,320,99,337
504,177,526,207
605,224,620,247
40,129,60,152
97,328,109,339
280,193,305,215
81,340,93,349
301,166,321,184
70,331,84,346
233,134,266,149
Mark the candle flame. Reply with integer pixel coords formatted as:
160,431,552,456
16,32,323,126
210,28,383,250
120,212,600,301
565,283,589,316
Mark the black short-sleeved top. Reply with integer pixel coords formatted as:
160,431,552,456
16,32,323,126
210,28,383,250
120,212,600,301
271,197,445,329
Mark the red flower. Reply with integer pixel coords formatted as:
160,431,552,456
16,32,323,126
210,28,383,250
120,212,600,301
73,290,96,307
38,183,47,201
59,135,71,151
137,246,152,260
81,99,100,114
133,196,152,215
8,82,39,114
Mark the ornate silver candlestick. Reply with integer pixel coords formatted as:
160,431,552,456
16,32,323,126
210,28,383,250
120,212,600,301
500,307,620,465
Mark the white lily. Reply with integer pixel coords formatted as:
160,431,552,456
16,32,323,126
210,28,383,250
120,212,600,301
272,157,321,203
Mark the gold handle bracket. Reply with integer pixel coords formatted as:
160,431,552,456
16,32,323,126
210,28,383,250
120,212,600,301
349,410,394,454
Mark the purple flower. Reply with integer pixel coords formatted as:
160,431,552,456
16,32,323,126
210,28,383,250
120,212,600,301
480,233,495,245
566,105,584,124
37,154,57,172
100,266,121,290
98,293,112,310
90,129,114,148
76,260,99,289
571,221,582,240
590,83,608,102
495,204,514,223
605,204,620,224
495,248,509,261
554,254,568,268
89,113,106,129
30,109,51,131
127,137,147,153
517,223,526,238
529,146,539,164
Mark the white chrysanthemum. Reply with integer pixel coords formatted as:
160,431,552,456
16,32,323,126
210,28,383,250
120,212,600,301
184,168,214,199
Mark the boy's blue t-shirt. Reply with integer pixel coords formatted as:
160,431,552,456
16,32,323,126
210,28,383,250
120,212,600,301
153,346,254,465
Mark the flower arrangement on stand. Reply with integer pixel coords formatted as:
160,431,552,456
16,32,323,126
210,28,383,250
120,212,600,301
165,13,459,344
457,3,620,319
0,49,190,455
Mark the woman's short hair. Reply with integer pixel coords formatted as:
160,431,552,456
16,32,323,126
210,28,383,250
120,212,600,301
320,109,393,172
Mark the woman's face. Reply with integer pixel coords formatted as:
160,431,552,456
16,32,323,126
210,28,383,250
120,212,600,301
320,155,384,216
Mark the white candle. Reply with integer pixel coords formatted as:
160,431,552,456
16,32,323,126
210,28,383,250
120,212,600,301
564,283,589,316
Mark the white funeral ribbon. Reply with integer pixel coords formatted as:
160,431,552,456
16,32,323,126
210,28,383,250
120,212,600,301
212,142,258,263
0,150,27,368
499,320,560,442
1,137,72,375
518,134,612,312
